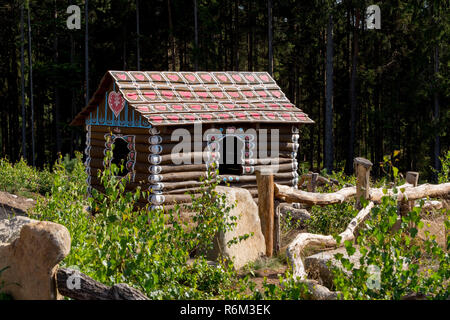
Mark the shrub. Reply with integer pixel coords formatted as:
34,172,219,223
0,158,53,197
32,151,253,299
436,150,450,183
331,194,449,300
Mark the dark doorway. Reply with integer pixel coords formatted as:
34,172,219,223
111,138,129,176
219,136,242,175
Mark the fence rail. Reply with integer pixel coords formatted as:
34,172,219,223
255,157,450,258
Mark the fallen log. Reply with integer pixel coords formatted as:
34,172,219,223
275,184,356,206
56,268,149,300
368,183,450,202
301,279,339,300
298,173,339,189
287,202,374,280
275,182,450,206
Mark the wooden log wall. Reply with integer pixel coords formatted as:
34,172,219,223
86,123,301,210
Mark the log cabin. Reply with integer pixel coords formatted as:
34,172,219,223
71,71,314,210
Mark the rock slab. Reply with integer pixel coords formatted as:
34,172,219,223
208,186,266,269
305,246,362,288
0,219,71,300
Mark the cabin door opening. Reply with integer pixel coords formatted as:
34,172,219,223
111,138,129,176
219,136,243,175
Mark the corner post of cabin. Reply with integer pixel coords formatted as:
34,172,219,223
354,157,373,210
256,167,275,257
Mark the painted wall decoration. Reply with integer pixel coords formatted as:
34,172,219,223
108,91,125,118
103,133,137,182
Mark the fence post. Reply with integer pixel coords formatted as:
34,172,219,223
273,200,281,255
307,172,319,192
400,171,420,217
354,157,373,209
406,171,419,187
256,168,275,257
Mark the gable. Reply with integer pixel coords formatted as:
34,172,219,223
84,80,150,128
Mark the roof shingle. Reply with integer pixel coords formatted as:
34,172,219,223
71,71,314,126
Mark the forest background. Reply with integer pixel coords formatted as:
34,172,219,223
0,0,448,180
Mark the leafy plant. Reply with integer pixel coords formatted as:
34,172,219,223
306,202,358,236
0,157,53,197
379,151,401,183
32,151,254,299
435,150,450,183
331,194,449,300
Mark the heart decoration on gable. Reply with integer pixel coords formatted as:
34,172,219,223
108,91,125,118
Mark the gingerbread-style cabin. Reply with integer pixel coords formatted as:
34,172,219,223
71,71,314,210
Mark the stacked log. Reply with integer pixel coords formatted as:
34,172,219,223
87,124,301,210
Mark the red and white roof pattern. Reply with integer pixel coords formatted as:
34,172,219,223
73,70,314,126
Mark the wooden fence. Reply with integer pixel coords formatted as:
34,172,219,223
255,157,450,258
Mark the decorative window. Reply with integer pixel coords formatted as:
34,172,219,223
104,134,136,182
206,127,256,181
111,139,129,176
219,135,243,175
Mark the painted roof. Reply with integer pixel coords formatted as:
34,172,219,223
71,71,314,126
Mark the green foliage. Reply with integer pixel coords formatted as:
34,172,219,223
0,157,53,198
436,150,450,183
331,195,449,300
32,151,254,299
379,152,401,183
253,270,311,300
306,202,358,236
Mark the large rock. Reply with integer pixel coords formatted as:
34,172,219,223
207,186,266,269
305,246,362,288
0,219,71,299
0,216,33,244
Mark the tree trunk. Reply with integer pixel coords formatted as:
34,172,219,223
234,0,239,70
167,0,176,71
324,14,334,174
54,0,62,154
193,0,198,71
20,4,27,160
27,4,36,166
346,9,360,174
267,0,273,76
247,0,253,71
85,0,89,105
136,0,141,70
433,46,440,181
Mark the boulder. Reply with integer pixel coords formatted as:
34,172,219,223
207,186,266,269
0,216,33,244
0,219,71,300
305,246,362,288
